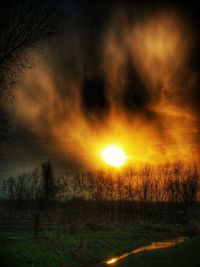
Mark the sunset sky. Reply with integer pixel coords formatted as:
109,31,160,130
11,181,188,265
1,0,200,178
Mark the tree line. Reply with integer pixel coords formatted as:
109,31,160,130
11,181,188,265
0,161,199,225
1,161,199,203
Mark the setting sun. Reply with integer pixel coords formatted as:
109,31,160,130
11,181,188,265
101,145,126,168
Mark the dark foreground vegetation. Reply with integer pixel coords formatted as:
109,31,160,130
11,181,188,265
0,162,200,266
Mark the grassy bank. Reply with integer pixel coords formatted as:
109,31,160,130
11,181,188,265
0,225,200,267
0,224,198,267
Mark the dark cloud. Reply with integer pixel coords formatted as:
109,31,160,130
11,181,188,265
81,76,110,122
122,56,150,114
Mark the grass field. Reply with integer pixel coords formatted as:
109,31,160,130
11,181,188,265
0,225,199,267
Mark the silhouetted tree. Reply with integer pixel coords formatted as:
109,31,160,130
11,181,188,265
14,173,32,204
0,0,64,98
180,166,199,223
137,165,154,220
30,168,40,201
1,179,7,199
42,160,55,203
0,0,65,148
7,176,15,201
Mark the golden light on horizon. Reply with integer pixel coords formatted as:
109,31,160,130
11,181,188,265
101,145,126,168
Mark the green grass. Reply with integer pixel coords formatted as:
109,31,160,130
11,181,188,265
0,226,198,267
0,227,177,267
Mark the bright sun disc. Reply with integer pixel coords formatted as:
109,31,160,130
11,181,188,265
101,145,126,168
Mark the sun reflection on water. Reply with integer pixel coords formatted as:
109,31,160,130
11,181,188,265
106,237,188,265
